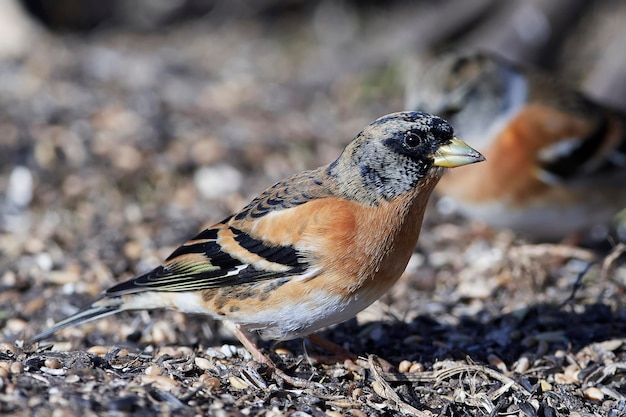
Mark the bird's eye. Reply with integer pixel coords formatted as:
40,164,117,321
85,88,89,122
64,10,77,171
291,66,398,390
404,132,421,148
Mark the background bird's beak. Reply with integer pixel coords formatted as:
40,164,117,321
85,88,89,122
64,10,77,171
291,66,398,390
433,137,485,167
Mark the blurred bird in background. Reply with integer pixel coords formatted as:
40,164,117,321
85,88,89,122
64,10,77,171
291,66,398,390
406,51,626,241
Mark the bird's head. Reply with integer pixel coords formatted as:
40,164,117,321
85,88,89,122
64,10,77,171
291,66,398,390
406,51,526,148
406,52,503,117
328,111,484,204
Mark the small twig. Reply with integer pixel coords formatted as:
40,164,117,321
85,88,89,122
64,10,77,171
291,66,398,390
368,355,431,417
601,243,626,281
377,363,532,396
560,260,597,308
434,365,531,396
562,242,626,307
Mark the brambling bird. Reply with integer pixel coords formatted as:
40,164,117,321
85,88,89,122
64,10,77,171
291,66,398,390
406,51,626,241
29,111,483,385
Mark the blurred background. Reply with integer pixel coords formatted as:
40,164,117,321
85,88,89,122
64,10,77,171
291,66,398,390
10,0,626,107
1,0,625,340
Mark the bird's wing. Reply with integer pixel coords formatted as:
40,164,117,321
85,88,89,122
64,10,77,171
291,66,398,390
106,168,334,296
533,109,626,188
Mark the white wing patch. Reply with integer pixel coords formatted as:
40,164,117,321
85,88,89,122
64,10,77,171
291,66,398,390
537,137,584,163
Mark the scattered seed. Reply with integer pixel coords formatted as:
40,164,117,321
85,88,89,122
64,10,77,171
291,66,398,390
376,357,395,373
205,347,224,359
221,344,237,358
584,387,604,402
44,358,62,369
144,365,162,376
372,381,385,397
194,357,213,371
236,348,252,361
554,373,577,384
50,342,73,352
274,347,292,356
117,349,130,357
554,350,567,358
398,360,411,373
539,380,552,392
329,400,353,408
564,363,581,382
41,366,66,376
141,375,179,391
87,346,110,356
10,362,23,374
344,359,363,373
199,374,221,390
158,346,192,358
228,375,249,389
409,362,424,373
65,374,80,383
512,356,530,374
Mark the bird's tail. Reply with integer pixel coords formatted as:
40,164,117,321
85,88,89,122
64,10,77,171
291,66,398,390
28,297,125,344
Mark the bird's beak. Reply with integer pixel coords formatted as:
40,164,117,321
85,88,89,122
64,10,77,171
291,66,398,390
433,137,485,168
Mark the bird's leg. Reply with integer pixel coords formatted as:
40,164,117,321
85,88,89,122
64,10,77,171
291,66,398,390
229,323,274,367
306,333,357,362
229,324,321,389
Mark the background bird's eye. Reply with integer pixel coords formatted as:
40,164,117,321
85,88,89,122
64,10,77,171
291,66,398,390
404,132,421,148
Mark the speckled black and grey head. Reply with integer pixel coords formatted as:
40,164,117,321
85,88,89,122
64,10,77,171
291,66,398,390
327,111,457,204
